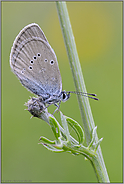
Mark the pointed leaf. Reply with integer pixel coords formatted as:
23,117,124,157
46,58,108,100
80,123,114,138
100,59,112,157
60,111,70,141
88,126,97,149
39,136,55,144
65,116,84,145
40,143,64,153
94,138,103,151
49,115,61,140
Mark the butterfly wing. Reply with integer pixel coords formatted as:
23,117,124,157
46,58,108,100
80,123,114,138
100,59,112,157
10,24,62,98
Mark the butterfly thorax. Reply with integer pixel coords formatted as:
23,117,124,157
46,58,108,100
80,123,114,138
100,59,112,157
41,90,70,105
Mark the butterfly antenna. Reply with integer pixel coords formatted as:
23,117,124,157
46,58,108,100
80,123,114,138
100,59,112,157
67,91,99,100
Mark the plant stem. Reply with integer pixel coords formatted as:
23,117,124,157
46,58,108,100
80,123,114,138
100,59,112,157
56,2,110,182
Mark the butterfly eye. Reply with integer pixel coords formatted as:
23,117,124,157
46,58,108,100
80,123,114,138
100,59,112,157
33,56,37,60
61,91,70,102
62,93,66,100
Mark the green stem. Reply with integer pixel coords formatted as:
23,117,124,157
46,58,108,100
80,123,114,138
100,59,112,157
56,2,110,182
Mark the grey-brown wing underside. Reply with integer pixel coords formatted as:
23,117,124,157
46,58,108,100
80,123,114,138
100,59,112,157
10,23,62,97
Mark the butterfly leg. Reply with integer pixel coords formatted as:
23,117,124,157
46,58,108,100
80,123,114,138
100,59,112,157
52,101,61,114
45,104,52,109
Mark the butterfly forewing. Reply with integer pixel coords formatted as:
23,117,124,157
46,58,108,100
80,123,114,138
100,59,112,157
10,24,62,97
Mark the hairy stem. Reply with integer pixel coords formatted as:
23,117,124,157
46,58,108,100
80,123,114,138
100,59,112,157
56,2,110,182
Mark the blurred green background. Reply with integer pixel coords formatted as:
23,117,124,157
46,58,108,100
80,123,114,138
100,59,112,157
2,1,122,183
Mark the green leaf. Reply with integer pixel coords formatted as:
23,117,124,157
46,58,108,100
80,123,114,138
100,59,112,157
94,138,103,152
39,136,55,145
60,111,70,142
49,115,61,140
88,126,97,149
65,116,84,145
41,143,64,153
